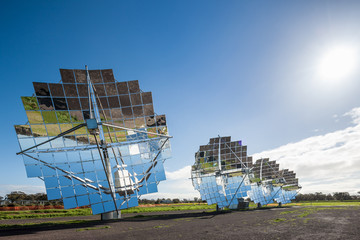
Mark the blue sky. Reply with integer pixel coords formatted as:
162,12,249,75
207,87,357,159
1,0,360,198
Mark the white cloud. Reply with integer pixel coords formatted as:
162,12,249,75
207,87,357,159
150,107,360,198
253,107,360,195
142,165,200,200
343,107,360,124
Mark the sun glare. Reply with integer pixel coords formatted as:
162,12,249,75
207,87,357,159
318,45,358,80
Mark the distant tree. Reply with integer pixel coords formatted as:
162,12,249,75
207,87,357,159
33,193,47,201
326,194,334,201
333,192,351,201
49,199,63,206
6,191,27,203
314,192,326,201
139,198,155,204
172,198,180,203
155,198,161,204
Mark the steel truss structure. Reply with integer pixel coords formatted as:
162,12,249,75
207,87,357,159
191,136,301,209
15,67,172,216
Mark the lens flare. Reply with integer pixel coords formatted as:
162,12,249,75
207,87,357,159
318,46,358,80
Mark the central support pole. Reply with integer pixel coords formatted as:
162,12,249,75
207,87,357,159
86,66,120,220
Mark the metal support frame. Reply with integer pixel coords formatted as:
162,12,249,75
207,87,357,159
102,123,172,139
16,65,172,220
16,123,86,155
220,137,250,209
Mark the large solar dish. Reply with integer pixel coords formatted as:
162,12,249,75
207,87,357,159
191,136,300,209
15,67,172,216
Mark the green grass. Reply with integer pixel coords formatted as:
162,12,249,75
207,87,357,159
1,201,357,221
121,204,216,213
0,208,92,220
0,204,215,220
285,201,360,207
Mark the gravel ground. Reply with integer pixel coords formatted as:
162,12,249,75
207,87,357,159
0,206,359,240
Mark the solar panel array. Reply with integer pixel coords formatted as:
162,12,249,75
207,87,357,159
15,69,171,214
191,136,300,208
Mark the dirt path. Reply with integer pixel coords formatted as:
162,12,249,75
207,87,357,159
0,206,359,240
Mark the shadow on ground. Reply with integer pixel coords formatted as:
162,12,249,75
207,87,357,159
0,210,232,237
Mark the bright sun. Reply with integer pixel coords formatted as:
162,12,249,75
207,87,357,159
318,45,358,80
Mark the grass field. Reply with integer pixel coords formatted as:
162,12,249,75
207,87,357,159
0,208,92,220
285,201,360,207
1,201,359,220
0,204,215,220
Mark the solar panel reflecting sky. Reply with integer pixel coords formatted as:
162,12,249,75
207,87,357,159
15,68,171,215
191,136,300,209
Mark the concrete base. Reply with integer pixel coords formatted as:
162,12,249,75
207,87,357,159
237,201,249,210
101,210,121,220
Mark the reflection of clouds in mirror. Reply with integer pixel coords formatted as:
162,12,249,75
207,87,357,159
15,68,171,214
191,136,299,207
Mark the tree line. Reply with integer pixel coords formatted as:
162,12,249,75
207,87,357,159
0,191,63,206
294,192,360,201
1,191,359,206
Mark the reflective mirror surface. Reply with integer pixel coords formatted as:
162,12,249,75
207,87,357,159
15,68,171,215
191,136,300,209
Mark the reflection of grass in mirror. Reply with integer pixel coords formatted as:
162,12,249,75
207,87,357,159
89,135,97,144
42,111,57,123
56,111,71,123
45,124,61,136
30,125,47,136
147,127,157,138
22,97,39,110
103,126,115,133
26,111,43,123
60,123,73,132
104,132,118,142
115,131,127,142
74,124,88,134
70,111,84,123
135,118,145,128
250,178,261,183
229,172,243,177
